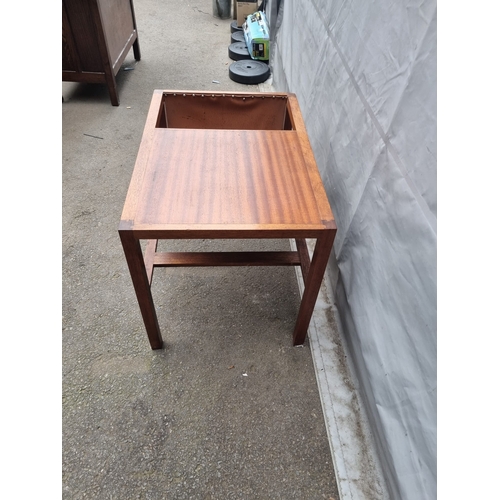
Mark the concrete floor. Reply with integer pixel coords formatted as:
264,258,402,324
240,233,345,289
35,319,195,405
62,0,340,498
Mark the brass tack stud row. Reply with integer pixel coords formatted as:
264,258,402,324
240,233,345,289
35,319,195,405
164,92,287,100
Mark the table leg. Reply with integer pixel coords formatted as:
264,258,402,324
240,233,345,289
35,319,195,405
292,230,335,345
119,232,163,349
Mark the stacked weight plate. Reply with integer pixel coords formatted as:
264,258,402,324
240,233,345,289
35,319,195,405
228,22,269,84
231,31,245,44
230,20,243,33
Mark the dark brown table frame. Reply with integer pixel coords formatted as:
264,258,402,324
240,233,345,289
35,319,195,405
119,90,336,349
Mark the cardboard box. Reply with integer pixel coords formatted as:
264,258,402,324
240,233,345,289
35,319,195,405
237,1,258,27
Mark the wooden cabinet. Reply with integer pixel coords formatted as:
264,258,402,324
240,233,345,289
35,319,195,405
62,0,141,106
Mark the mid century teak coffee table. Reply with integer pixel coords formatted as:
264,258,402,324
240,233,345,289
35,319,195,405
119,90,336,349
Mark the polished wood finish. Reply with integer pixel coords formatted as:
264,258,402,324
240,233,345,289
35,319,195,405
132,129,323,226
119,90,336,349
119,231,163,349
295,238,311,283
153,251,302,267
62,0,141,106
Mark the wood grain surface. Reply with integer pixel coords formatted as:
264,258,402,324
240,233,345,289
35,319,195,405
130,129,323,227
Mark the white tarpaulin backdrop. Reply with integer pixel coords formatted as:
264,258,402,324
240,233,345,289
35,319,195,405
267,0,437,498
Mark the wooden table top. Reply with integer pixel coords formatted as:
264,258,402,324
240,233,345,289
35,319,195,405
120,90,335,236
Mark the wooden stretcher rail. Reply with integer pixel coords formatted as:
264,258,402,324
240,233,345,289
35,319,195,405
143,239,312,286
153,251,301,267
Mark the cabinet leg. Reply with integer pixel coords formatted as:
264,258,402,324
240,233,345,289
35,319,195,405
133,38,141,61
130,0,141,60
105,72,119,106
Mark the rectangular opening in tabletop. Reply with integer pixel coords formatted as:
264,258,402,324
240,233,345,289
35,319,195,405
156,92,294,130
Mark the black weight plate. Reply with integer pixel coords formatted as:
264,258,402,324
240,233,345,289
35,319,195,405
230,20,243,33
228,42,252,61
229,60,270,85
231,31,245,44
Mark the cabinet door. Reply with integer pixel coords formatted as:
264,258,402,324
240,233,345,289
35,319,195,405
99,0,136,69
62,0,104,73
62,2,78,71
